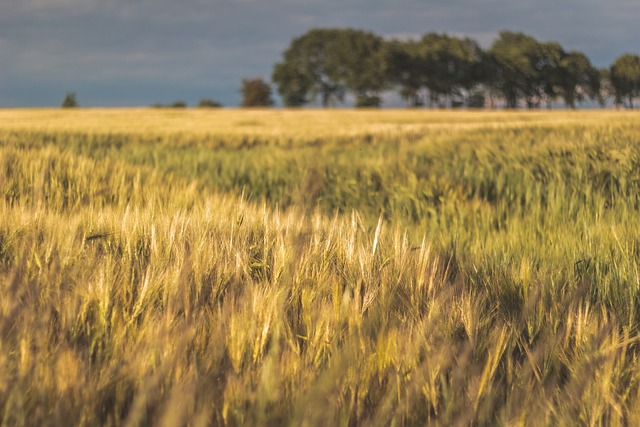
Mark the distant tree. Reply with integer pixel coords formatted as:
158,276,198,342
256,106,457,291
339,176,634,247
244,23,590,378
477,51,502,108
272,63,311,107
271,27,625,110
610,54,640,108
272,28,348,107
241,78,274,107
489,32,544,108
198,98,223,108
61,92,78,108
419,33,484,108
538,42,565,108
385,40,425,107
333,29,387,108
384,34,483,108
273,28,387,108
171,100,187,108
557,51,600,108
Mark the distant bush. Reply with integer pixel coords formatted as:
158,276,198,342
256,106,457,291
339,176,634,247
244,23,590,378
241,78,274,107
198,98,223,108
152,101,188,108
61,92,78,108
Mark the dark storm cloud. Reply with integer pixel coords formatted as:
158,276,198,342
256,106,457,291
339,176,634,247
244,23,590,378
1,0,639,106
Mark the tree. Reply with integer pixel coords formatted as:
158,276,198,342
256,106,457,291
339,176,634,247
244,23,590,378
61,92,78,108
384,34,483,108
272,28,346,107
557,51,600,108
488,32,545,108
385,40,425,106
610,54,640,109
241,78,274,107
538,42,564,108
332,29,387,108
271,27,628,110
272,63,311,107
272,28,387,107
415,33,483,108
477,50,501,108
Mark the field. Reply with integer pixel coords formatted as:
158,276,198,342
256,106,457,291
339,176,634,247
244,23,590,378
1,109,640,425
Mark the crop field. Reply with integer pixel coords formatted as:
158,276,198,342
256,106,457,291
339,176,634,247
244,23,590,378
2,109,640,426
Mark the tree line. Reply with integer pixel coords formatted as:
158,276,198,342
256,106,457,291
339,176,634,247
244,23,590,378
272,28,640,109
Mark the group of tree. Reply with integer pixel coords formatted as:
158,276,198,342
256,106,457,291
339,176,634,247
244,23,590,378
272,28,640,109
146,79,274,109
142,79,273,109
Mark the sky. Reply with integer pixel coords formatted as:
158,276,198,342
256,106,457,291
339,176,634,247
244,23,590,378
1,0,639,107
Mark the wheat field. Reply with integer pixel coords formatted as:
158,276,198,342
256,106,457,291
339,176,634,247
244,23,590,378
1,109,640,426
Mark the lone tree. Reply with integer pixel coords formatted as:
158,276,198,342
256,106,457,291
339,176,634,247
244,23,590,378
61,92,78,108
241,78,274,107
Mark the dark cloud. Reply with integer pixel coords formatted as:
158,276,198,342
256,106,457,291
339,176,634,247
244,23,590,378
1,0,639,106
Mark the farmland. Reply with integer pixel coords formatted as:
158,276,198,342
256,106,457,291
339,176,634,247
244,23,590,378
1,109,640,425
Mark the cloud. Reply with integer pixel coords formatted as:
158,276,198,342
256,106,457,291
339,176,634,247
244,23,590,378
2,0,639,106
5,0,97,11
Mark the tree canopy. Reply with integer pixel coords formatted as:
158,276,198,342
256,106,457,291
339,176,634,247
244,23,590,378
272,28,637,109
241,78,274,107
610,54,640,108
272,28,387,107
61,92,78,108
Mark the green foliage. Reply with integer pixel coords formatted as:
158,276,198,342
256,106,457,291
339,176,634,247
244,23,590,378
332,29,387,106
273,28,626,109
486,33,602,109
241,78,274,107
151,100,188,108
61,92,78,108
272,28,348,107
419,33,484,107
198,98,223,108
488,31,544,108
384,39,425,106
610,54,640,108
557,51,600,108
272,28,386,108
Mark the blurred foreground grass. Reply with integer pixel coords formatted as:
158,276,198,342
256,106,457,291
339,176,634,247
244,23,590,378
1,109,640,425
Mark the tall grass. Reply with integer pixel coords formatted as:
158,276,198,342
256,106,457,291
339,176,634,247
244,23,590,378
2,110,640,425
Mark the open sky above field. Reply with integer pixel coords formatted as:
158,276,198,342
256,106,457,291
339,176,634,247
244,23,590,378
1,0,639,108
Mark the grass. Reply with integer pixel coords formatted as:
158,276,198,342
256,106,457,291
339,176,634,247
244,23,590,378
1,109,640,425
